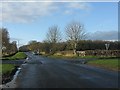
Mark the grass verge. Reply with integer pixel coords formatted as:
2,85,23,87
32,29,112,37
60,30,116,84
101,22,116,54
46,54,119,71
2,52,27,60
45,54,119,60
0,64,15,75
87,59,119,71
0,64,19,84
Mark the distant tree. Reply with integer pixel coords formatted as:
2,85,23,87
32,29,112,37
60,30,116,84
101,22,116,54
42,40,52,54
46,25,61,43
65,21,86,55
11,41,18,53
19,45,29,52
6,41,18,55
56,42,67,51
28,40,40,52
46,25,62,54
28,40,38,45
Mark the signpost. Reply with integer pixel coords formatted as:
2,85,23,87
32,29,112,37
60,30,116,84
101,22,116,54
105,43,110,50
105,43,110,56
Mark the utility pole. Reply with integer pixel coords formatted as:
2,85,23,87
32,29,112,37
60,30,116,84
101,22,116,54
17,39,20,50
11,38,21,50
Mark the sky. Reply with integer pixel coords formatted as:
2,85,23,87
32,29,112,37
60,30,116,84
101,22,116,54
0,0,118,46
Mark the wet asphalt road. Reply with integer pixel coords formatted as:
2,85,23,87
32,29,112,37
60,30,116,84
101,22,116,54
15,52,118,88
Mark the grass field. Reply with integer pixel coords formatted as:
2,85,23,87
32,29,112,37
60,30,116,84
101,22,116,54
0,64,15,75
3,52,27,60
87,59,119,71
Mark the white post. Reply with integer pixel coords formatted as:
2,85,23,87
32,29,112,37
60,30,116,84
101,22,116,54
105,43,110,50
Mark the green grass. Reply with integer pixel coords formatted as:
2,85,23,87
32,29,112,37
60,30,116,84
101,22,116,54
3,52,27,60
87,59,119,71
46,55,74,59
76,55,99,59
46,54,119,60
0,64,15,75
47,54,103,59
47,55,78,59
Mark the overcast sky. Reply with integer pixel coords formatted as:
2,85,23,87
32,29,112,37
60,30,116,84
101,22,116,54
0,0,118,45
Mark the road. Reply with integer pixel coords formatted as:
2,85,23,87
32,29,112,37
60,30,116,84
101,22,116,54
14,52,118,88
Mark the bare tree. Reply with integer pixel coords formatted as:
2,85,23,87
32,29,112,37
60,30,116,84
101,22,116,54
46,25,62,54
46,25,61,43
65,21,86,55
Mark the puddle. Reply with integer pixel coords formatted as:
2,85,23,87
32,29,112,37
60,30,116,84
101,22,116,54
13,67,21,80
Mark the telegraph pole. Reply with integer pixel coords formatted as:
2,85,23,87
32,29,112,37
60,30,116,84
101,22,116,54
10,38,21,50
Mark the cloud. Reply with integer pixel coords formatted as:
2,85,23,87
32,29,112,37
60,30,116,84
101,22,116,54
1,2,58,23
64,10,73,14
1,2,90,23
67,2,90,10
63,2,91,15
89,30,119,41
1,0,119,1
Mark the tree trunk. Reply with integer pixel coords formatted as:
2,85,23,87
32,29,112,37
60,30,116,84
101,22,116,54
73,43,77,55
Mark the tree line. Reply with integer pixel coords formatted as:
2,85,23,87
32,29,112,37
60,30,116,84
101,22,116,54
19,21,119,54
19,40,120,53
1,21,119,56
19,21,87,54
